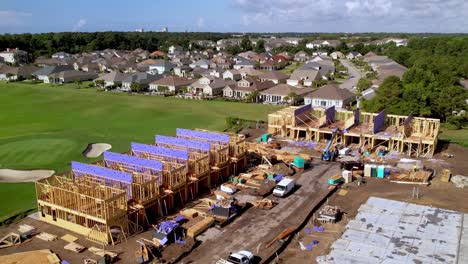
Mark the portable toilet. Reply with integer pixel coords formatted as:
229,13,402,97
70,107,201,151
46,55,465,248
371,165,378,177
342,170,353,183
261,133,272,142
377,165,385,178
293,156,305,169
364,164,372,177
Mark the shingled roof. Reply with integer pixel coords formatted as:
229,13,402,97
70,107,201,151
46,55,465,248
150,76,192,87
306,84,355,100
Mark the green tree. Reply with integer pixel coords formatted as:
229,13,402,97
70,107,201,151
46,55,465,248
287,92,298,105
246,91,260,103
254,40,265,53
94,79,105,88
158,86,169,93
240,36,252,52
130,82,141,92
356,78,372,93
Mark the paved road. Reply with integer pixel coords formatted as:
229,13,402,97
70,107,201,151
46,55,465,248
181,161,340,263
339,59,363,91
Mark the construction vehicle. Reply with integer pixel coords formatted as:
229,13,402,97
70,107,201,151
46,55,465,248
321,132,338,162
216,250,254,264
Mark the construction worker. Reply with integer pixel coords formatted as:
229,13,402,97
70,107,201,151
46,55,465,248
413,164,418,172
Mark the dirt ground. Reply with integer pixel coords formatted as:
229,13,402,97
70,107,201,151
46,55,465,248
277,175,468,264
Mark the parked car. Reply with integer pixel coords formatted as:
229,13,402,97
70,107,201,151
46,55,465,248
217,250,254,264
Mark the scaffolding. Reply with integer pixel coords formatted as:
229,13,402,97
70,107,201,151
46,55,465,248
268,106,440,158
35,176,128,245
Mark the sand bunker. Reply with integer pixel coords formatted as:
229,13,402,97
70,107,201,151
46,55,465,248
82,143,112,158
0,169,55,183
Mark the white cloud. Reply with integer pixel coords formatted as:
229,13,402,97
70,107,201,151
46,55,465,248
232,0,468,32
72,19,87,31
0,10,32,26
196,16,205,28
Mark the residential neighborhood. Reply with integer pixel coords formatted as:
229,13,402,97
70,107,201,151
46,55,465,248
0,34,457,111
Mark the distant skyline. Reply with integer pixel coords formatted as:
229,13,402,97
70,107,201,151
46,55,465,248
1,0,467,34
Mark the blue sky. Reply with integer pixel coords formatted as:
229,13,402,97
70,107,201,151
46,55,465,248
1,0,467,33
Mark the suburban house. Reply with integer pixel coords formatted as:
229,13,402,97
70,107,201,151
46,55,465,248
238,67,263,78
233,58,256,70
94,71,130,87
32,65,75,82
222,77,275,100
149,75,192,93
294,51,310,62
287,63,322,86
148,60,176,74
363,53,407,85
346,52,362,60
51,52,72,59
284,37,302,46
121,72,161,91
189,59,214,69
150,50,167,58
46,70,98,84
0,48,28,64
173,65,192,77
258,71,289,84
260,84,314,104
304,84,356,108
189,76,235,96
330,51,345,60
168,45,184,57
223,69,241,81
312,50,328,56
0,65,39,80
238,51,258,60
259,59,286,71
306,40,340,49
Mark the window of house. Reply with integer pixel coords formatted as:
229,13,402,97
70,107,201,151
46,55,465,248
321,101,327,106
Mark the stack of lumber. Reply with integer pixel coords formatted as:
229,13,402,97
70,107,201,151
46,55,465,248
36,232,58,242
64,241,86,253
250,198,277,210
88,246,118,259
18,224,37,235
187,216,215,237
180,209,199,219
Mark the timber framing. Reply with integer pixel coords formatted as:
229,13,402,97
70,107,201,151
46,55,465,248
268,106,440,158
35,129,248,245
35,176,128,245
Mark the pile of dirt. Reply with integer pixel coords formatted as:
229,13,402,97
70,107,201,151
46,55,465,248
0,169,55,183
82,143,112,158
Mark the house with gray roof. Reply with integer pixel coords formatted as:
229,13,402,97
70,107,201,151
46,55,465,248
32,65,75,82
148,60,176,74
94,71,130,87
121,72,161,91
304,84,356,108
46,70,98,84
287,63,322,87
233,58,256,70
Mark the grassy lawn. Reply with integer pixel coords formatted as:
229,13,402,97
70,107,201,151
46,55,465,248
0,81,280,222
439,126,468,148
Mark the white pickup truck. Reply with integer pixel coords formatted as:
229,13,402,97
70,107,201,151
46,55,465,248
216,250,254,264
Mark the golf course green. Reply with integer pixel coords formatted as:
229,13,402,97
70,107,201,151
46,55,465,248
0,81,279,222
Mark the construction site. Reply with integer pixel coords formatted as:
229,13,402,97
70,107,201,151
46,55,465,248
1,107,468,264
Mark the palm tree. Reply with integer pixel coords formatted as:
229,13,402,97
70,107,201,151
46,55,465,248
248,91,260,103
287,92,298,105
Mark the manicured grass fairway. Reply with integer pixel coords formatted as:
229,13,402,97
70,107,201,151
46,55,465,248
0,82,280,222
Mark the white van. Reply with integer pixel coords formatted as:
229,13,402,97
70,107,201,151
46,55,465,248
273,178,295,197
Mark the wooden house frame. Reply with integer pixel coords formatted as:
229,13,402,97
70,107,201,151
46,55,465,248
35,176,128,245
268,106,440,158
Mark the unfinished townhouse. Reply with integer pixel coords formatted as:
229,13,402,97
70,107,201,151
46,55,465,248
268,105,440,158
